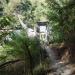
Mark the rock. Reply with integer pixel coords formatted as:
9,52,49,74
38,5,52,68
50,43,75,63
47,63,75,75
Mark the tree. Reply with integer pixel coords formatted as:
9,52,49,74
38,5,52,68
2,29,43,75
46,0,75,43
0,0,49,75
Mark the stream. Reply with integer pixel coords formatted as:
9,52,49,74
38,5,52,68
43,44,75,75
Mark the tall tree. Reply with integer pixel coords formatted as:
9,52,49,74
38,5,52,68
46,0,75,43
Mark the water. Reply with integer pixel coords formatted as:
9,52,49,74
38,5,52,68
40,43,74,75
45,45,57,64
43,44,67,75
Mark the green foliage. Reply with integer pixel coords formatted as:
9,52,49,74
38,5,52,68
0,15,17,43
15,0,47,26
47,0,75,43
0,15,16,28
3,30,41,65
6,0,9,3
16,0,32,13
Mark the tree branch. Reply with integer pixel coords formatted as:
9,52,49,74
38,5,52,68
0,59,21,69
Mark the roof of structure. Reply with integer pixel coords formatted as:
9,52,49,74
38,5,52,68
37,22,48,26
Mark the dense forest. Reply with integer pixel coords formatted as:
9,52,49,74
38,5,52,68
0,0,75,75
